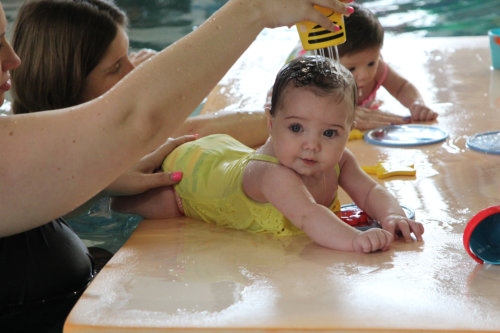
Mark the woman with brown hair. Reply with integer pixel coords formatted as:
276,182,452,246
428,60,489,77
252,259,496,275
10,0,270,221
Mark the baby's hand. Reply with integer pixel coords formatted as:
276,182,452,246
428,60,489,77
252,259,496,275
355,106,407,130
352,229,393,253
380,215,424,242
409,102,438,122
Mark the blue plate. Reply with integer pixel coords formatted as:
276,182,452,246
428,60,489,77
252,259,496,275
466,131,500,155
364,124,448,147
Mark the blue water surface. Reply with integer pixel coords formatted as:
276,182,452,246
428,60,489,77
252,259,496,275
115,0,500,51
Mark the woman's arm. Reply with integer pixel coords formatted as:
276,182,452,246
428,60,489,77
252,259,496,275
172,111,268,148
0,0,350,236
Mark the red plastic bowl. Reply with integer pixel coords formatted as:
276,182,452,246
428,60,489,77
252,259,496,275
463,205,500,264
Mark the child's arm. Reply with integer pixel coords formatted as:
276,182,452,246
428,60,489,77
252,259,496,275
338,149,424,241
380,59,438,122
354,106,409,130
244,163,393,253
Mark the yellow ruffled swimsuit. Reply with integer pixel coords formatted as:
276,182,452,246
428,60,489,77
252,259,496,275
162,134,340,236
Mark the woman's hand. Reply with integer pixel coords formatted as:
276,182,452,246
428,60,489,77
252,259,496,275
129,48,158,67
354,106,409,130
106,135,196,196
250,0,352,30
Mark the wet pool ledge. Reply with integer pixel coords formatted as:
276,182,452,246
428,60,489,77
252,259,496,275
65,34,500,332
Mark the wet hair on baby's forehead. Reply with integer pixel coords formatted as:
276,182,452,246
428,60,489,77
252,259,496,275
270,56,357,117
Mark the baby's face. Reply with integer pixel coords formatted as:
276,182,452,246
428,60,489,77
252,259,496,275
269,86,353,177
340,46,381,93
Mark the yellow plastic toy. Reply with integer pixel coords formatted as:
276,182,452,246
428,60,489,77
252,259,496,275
296,6,346,50
348,129,364,141
362,162,416,179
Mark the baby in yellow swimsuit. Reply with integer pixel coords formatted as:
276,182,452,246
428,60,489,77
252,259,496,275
159,56,424,253
163,133,341,236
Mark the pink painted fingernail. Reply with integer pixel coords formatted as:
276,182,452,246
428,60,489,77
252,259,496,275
171,171,183,182
347,6,354,14
334,25,340,32
193,133,200,138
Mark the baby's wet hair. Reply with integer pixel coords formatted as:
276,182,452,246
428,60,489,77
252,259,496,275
270,56,357,120
337,4,384,58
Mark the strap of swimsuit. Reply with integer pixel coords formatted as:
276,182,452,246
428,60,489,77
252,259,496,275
251,153,340,178
359,62,389,107
249,153,280,164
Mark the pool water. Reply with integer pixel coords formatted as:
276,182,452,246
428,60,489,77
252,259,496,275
2,0,499,252
119,0,500,51
360,0,500,38
3,0,499,50
66,196,142,253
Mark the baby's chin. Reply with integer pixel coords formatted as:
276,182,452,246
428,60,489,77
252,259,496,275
292,165,326,178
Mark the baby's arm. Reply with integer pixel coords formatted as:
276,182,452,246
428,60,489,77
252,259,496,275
244,162,393,253
381,60,437,122
354,106,409,130
339,149,424,241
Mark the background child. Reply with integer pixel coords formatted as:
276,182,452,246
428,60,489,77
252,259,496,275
119,56,424,253
281,3,438,126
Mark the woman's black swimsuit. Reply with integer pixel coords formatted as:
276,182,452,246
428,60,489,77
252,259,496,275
0,218,95,332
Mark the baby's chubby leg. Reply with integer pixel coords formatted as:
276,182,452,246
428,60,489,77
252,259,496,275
111,186,183,219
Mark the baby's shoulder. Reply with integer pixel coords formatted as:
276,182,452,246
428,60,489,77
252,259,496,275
244,158,300,191
245,157,290,178
375,58,389,80
340,147,355,163
242,159,283,203
338,148,360,175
